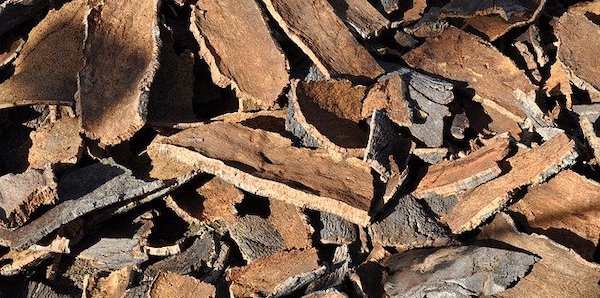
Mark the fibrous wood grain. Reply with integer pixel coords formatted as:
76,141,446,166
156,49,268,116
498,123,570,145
0,166,56,228
509,170,600,260
191,0,289,111
229,215,287,262
328,0,389,39
443,133,577,234
228,248,326,297
148,272,216,298
555,2,600,100
318,212,357,245
77,0,160,145
362,73,412,127
479,213,600,298
149,122,377,226
28,116,83,169
403,27,535,128
413,136,510,198
260,0,384,80
0,0,85,109
384,245,538,297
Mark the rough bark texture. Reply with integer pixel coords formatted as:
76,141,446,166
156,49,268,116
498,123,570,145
191,0,289,111
328,0,389,39
319,212,357,245
28,116,83,169
148,272,216,298
77,0,160,145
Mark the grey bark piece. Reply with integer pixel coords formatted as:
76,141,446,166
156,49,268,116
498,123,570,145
378,0,399,14
0,159,167,250
0,0,47,37
306,245,350,293
384,246,539,297
369,195,454,250
229,215,286,262
413,148,449,164
286,96,322,148
404,7,448,38
328,0,389,39
440,0,530,21
0,280,72,298
573,104,600,123
144,232,220,279
303,288,348,298
451,112,469,140
421,195,458,218
410,94,451,147
319,212,357,245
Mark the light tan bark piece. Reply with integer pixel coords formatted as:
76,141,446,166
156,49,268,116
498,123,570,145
85,265,133,298
328,0,389,39
443,133,577,234
479,213,600,298
28,116,83,169
403,27,535,126
0,0,85,109
268,199,313,249
191,0,289,111
228,248,325,297
555,2,600,100
413,136,510,198
509,170,600,260
260,0,384,80
0,166,57,228
77,0,160,145
150,122,377,226
148,272,216,298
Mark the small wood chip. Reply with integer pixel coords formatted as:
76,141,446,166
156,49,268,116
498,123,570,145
148,272,216,298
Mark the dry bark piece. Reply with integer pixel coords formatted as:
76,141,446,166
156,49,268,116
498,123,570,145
369,195,453,250
319,212,357,245
404,7,448,38
191,0,289,111
260,0,384,80
229,215,287,262
267,198,312,249
413,136,510,198
0,236,69,276
306,245,350,292
0,36,24,68
403,27,535,129
28,116,83,169
0,0,47,36
508,170,600,260
384,245,538,297
147,32,197,127
0,0,85,109
443,133,578,234
0,166,57,228
413,148,448,164
555,2,600,100
440,0,546,41
350,261,387,298
84,266,134,298
287,80,368,156
362,73,412,127
580,117,600,165
228,248,326,297
0,159,168,249
544,60,573,105
148,272,216,298
149,122,377,226
573,104,600,123
479,213,600,298
77,0,160,145
303,288,348,298
328,0,389,39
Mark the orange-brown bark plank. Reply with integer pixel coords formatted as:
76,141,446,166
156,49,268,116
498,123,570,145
555,2,600,99
228,248,326,297
362,73,412,127
260,0,384,80
478,213,600,298
267,198,312,249
149,122,377,226
191,0,289,111
0,0,85,109
413,136,510,198
28,116,83,169
77,0,160,145
0,166,57,228
442,133,578,234
328,0,389,39
508,170,600,260
403,27,535,128
148,272,216,298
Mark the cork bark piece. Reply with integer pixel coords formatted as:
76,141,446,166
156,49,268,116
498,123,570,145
403,27,536,127
191,0,289,111
479,213,600,298
509,170,600,260
228,248,326,297
580,117,600,165
0,36,24,69
260,0,384,80
149,122,377,226
0,166,57,229
148,272,216,298
413,136,510,198
267,198,312,249
328,0,389,39
77,0,161,145
555,2,600,100
0,236,69,276
0,0,85,109
362,73,412,127
443,133,578,234
28,116,83,169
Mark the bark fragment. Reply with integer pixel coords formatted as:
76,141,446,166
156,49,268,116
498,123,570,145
318,212,357,245
328,0,389,39
28,116,83,169
148,272,216,298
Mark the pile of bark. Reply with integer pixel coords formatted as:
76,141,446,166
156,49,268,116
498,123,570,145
1,0,600,296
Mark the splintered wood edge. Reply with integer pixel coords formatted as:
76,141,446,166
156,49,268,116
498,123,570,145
77,0,161,145
150,143,372,226
190,4,289,111
288,80,364,157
